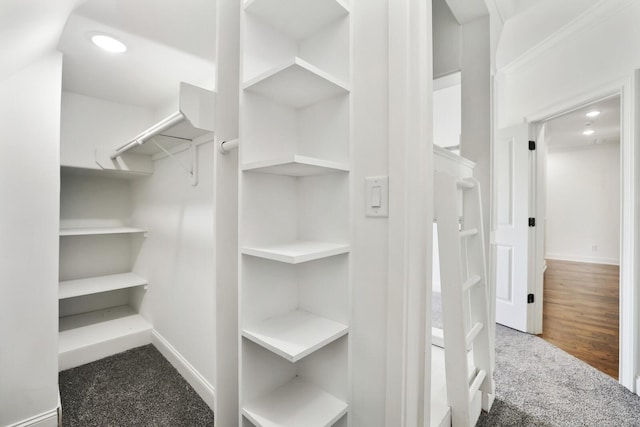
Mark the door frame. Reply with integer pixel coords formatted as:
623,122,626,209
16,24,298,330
523,74,637,392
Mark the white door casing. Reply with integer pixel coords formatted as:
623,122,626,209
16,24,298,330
492,123,532,332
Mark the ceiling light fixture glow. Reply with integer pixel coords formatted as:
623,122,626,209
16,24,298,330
91,34,127,53
586,110,600,118
583,129,595,136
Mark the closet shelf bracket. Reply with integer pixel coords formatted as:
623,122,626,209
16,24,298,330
149,138,199,186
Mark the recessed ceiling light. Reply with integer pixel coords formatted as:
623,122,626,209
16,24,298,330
91,34,127,53
583,129,595,136
586,110,600,118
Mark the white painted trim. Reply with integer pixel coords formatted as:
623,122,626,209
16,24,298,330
545,253,620,266
151,330,215,409
635,376,640,395
386,0,432,425
6,409,58,427
500,0,635,75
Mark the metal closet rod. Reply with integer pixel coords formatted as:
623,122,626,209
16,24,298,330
219,138,239,154
110,111,185,159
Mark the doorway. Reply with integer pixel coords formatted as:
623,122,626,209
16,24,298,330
534,96,621,379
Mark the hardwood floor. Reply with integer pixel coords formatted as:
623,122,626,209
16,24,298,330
539,259,619,379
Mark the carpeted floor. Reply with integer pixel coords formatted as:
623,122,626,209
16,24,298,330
433,292,640,426
59,345,214,426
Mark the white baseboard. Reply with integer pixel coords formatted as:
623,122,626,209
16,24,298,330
545,253,620,266
636,376,640,396
6,409,58,427
151,330,215,410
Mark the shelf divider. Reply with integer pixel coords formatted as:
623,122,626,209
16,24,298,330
243,57,349,109
242,310,348,362
59,272,148,300
242,241,349,264
242,377,348,427
242,155,349,176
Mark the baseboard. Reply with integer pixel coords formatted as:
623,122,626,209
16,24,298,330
636,377,640,396
545,253,620,266
6,409,58,427
151,330,215,410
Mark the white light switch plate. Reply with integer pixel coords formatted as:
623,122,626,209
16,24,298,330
366,176,389,217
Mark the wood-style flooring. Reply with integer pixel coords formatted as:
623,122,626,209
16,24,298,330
539,259,619,379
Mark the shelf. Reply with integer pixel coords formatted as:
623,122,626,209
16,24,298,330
242,241,349,264
59,272,147,300
242,377,348,427
242,155,349,177
243,310,348,362
244,0,349,40
243,57,349,109
59,305,152,370
60,226,147,236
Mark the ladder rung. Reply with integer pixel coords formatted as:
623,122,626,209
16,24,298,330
469,369,487,402
456,179,475,189
459,228,478,238
462,275,482,292
431,327,444,348
465,322,483,348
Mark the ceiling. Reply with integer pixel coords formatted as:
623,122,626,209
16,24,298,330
544,96,620,150
56,0,216,110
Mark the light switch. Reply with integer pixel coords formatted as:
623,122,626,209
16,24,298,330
366,176,388,217
371,186,382,207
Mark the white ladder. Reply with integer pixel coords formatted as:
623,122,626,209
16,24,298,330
434,170,494,427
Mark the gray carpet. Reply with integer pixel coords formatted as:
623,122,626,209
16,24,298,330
431,291,640,426
59,345,214,426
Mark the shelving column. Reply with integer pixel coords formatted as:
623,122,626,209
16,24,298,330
239,0,352,425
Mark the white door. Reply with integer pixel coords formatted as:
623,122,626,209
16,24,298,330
492,124,533,332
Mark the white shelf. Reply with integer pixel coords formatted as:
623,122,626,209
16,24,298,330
243,57,349,109
59,305,152,370
242,377,348,427
243,310,348,362
242,155,349,176
59,272,147,300
244,0,349,40
60,226,147,236
242,241,349,264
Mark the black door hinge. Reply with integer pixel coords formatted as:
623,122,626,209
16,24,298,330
527,293,535,304
529,140,536,151
528,217,536,227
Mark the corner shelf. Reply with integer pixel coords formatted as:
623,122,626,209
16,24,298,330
242,377,348,427
242,241,349,264
242,155,349,176
244,0,349,40
59,305,152,370
60,226,146,236
59,272,147,300
243,57,349,109
242,310,348,362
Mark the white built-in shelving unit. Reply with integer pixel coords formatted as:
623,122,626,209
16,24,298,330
239,0,351,425
57,169,151,371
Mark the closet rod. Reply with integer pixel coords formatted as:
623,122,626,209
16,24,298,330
219,138,239,154
110,112,185,159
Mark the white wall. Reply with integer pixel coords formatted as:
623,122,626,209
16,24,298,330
546,143,620,265
130,143,216,395
0,53,62,426
61,91,156,169
433,0,461,78
495,0,640,127
433,82,461,149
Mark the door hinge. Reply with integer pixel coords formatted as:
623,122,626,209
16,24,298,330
528,217,536,227
527,293,535,304
529,140,536,151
